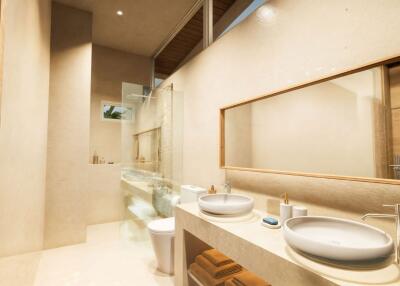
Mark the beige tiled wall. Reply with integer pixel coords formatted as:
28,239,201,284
87,164,124,225
161,0,400,225
90,44,152,164
89,44,152,226
0,0,51,257
44,3,92,249
227,170,399,236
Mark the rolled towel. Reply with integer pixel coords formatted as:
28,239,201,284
203,249,233,266
232,271,271,286
190,263,242,286
225,279,236,286
196,255,242,278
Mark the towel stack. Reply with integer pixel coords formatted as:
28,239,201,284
190,249,243,286
225,271,271,286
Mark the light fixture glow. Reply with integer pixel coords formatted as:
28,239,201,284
116,10,123,16
256,5,275,24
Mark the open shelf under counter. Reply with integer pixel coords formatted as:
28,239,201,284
174,202,400,286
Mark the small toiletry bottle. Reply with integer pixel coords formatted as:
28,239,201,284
280,193,293,224
293,206,308,217
208,185,216,194
93,151,99,164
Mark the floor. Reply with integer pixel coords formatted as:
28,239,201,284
0,220,174,286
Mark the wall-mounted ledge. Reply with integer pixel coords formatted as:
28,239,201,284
88,163,120,167
174,203,400,286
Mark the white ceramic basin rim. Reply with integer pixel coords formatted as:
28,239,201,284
283,216,394,261
198,194,254,215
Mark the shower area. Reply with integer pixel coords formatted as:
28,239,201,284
119,82,183,239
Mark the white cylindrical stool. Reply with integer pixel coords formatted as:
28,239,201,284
147,217,175,274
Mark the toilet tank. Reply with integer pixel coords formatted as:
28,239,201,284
180,185,207,204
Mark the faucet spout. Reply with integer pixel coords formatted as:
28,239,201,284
361,213,397,220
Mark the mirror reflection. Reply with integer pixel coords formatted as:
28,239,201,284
223,64,400,180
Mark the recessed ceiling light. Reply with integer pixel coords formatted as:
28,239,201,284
116,10,123,16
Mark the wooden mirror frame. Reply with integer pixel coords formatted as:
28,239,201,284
220,55,400,185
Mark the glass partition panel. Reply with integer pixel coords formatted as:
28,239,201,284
121,83,183,225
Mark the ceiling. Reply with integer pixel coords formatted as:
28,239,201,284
155,0,236,76
54,0,198,57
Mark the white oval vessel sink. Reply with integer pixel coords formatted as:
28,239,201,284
283,216,394,261
198,194,254,215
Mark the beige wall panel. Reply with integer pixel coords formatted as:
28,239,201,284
90,44,152,164
87,164,124,225
0,0,51,257
88,45,151,224
45,3,92,248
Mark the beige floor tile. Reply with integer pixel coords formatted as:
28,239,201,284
0,252,41,286
0,220,174,286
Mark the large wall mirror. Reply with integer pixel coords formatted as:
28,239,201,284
220,58,400,184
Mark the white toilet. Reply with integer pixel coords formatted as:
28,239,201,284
147,185,206,274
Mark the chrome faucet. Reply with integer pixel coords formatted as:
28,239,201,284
362,204,400,264
224,182,231,194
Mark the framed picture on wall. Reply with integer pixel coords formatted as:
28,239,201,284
101,101,133,122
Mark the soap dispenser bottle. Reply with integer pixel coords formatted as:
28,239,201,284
208,185,217,194
93,151,99,164
280,193,293,224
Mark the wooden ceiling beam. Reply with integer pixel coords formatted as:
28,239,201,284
155,0,236,76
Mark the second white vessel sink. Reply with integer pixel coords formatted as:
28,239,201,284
283,216,394,261
198,194,254,215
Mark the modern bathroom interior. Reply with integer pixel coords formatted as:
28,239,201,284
1,0,400,286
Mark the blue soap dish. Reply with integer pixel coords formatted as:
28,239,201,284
261,216,281,229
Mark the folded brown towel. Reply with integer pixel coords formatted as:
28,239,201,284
203,249,233,266
232,271,271,286
190,263,242,286
225,279,236,286
196,255,242,278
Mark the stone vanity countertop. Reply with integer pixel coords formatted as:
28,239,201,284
175,203,400,286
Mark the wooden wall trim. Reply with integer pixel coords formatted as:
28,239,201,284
219,108,225,167
222,166,400,186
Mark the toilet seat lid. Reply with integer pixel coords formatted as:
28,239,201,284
148,217,175,234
